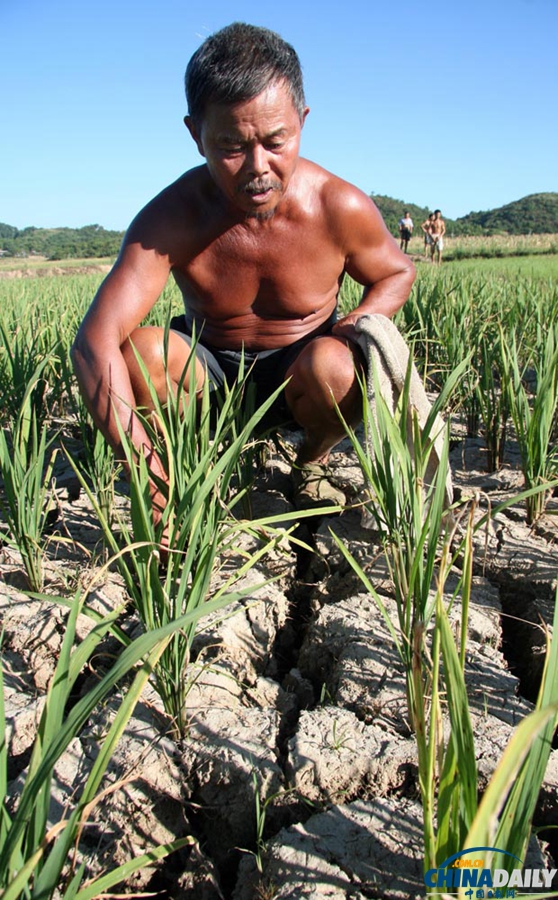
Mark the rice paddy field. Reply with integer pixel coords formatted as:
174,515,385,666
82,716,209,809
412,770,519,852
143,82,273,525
1,252,558,898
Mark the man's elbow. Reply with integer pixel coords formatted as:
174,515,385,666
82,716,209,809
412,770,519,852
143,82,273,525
70,327,93,379
70,332,83,372
404,257,416,284
399,257,416,301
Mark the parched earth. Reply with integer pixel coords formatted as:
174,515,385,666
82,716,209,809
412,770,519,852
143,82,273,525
2,424,558,899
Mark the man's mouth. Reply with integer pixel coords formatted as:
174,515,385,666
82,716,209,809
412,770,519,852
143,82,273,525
240,180,281,201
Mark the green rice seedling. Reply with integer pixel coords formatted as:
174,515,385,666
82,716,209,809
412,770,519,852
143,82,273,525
0,553,240,899
335,365,558,887
434,558,558,899
430,280,491,431
333,359,470,872
394,278,444,387
0,371,59,591
459,592,558,893
474,329,511,472
0,319,53,427
0,283,74,427
335,356,466,660
500,320,558,523
72,337,334,737
245,770,297,877
63,415,121,538
337,273,363,318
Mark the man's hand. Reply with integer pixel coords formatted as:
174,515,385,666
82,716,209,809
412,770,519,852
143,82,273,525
331,313,365,345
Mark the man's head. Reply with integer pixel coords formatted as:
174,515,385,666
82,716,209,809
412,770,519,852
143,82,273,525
184,23,309,220
434,209,442,217
185,23,306,131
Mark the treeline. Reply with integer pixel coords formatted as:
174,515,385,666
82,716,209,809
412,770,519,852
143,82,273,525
2,191,557,261
372,192,558,239
460,193,558,235
0,223,123,260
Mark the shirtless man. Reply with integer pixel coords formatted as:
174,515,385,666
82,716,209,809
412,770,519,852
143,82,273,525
430,209,446,264
421,212,435,258
71,22,415,516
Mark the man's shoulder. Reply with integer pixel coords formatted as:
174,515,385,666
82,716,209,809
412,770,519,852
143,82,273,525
125,167,209,249
297,158,376,216
140,167,209,220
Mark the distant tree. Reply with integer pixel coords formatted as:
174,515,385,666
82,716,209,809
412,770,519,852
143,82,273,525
0,193,556,261
456,193,558,235
0,223,18,241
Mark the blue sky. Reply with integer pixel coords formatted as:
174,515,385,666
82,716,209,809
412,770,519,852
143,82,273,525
1,0,556,231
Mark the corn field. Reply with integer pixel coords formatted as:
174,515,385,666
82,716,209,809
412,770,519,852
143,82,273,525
1,257,558,898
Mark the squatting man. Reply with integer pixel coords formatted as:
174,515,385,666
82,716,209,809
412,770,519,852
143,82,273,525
72,22,415,520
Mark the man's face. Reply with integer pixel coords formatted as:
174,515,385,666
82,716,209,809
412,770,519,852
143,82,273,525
186,80,309,218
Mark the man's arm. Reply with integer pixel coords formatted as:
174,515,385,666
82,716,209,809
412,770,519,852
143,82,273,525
71,217,172,483
329,187,415,338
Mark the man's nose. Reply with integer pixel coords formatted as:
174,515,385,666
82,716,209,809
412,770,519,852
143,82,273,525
245,143,269,176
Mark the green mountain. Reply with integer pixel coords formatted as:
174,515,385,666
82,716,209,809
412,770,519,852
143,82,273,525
0,224,123,260
1,192,557,261
372,192,558,238
456,193,558,235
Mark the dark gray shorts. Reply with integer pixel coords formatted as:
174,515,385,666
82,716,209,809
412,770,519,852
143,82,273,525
169,314,336,424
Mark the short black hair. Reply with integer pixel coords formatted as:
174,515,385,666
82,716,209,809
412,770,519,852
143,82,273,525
185,22,306,129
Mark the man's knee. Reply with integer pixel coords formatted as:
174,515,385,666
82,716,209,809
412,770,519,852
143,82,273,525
121,326,165,374
286,335,364,404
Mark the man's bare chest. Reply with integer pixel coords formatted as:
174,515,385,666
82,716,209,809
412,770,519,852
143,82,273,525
175,223,345,313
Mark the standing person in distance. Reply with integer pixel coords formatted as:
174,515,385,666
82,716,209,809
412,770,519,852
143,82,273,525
398,210,414,253
421,212,435,259
430,209,446,264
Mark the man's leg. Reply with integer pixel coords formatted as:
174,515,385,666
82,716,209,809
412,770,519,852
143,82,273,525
283,335,364,506
121,325,206,410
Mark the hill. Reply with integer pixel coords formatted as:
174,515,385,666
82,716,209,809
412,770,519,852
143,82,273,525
0,224,123,260
372,192,558,238
456,193,558,235
1,192,557,260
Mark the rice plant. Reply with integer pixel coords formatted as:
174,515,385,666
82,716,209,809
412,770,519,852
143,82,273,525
0,555,238,899
333,359,466,869
336,366,558,886
474,329,511,472
63,414,120,537
501,319,558,523
71,338,332,737
0,371,59,590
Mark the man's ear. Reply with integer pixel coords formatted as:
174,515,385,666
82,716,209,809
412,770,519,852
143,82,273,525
184,116,205,157
300,106,310,128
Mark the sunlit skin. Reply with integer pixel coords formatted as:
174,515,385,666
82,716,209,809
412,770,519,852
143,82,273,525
430,211,446,264
72,80,415,521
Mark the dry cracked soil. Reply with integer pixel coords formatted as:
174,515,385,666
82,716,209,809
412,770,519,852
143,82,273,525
2,423,558,899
